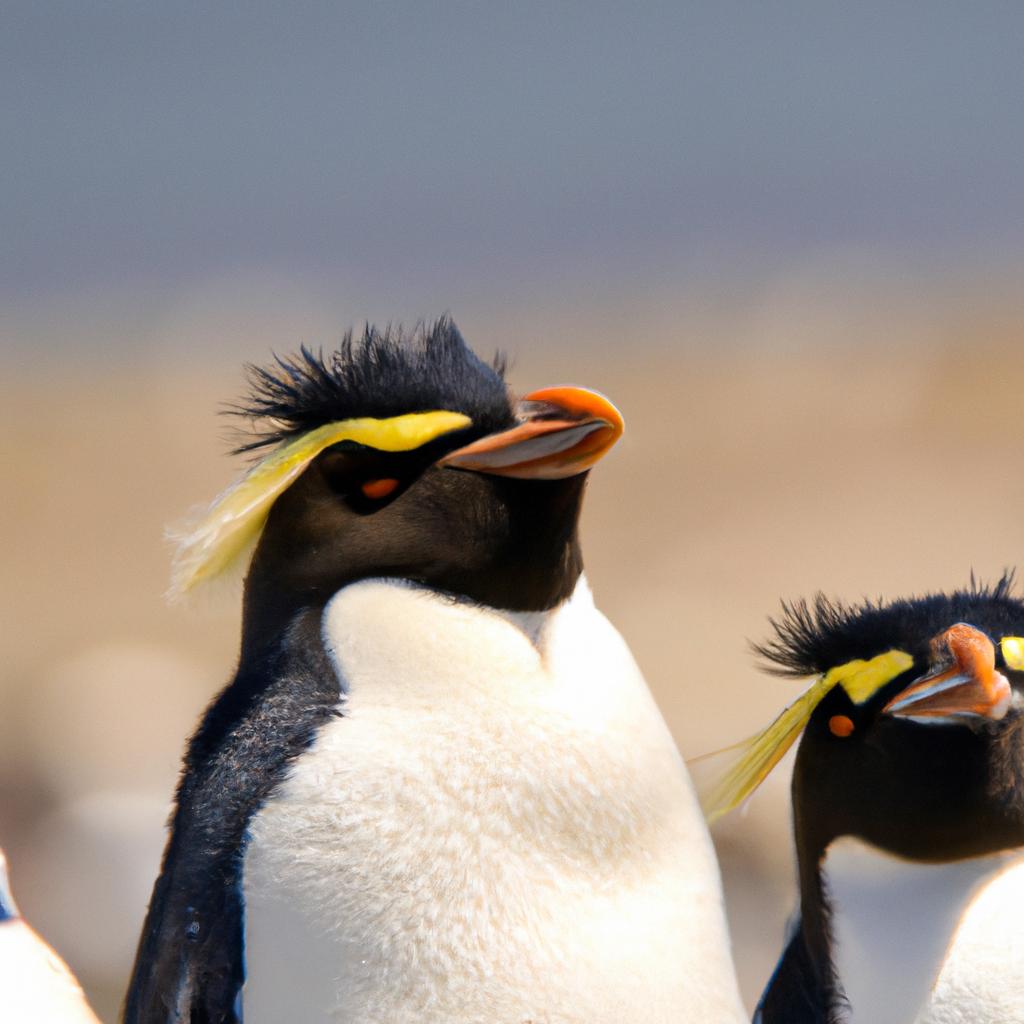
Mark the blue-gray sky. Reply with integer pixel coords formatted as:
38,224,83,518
4,2,1023,307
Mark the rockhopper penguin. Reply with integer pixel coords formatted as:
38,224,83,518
700,575,1024,1024
125,320,745,1024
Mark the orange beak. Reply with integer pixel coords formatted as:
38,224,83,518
883,623,1012,724
440,385,624,480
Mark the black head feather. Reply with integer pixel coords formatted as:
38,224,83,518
754,570,1024,677
232,317,514,452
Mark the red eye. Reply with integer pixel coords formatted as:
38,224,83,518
360,478,400,500
828,715,855,738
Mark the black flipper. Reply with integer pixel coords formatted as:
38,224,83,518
754,916,835,1024
123,610,342,1024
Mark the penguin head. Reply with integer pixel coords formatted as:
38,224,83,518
699,576,1024,863
172,319,623,625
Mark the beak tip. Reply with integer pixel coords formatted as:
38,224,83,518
884,690,1001,723
883,626,1014,725
443,384,623,479
523,385,625,436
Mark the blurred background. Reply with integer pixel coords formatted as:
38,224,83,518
3,3,1023,1019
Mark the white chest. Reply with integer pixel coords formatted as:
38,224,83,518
825,836,1024,1024
242,578,743,1024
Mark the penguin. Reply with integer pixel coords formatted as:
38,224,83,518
699,575,1024,1024
0,847,102,1023
124,319,745,1024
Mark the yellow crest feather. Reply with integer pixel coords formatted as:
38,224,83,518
1001,636,1024,671
693,649,913,824
170,410,472,599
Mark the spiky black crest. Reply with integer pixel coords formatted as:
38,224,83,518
754,571,1024,677
233,317,513,452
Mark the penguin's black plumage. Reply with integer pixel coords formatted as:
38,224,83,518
744,576,1024,1024
124,606,340,1023
125,319,744,1024
125,322,527,1023
233,320,514,452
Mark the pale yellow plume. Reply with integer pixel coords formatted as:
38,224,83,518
170,410,471,599
693,649,913,824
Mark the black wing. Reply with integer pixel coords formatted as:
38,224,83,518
123,611,343,1024
754,916,835,1024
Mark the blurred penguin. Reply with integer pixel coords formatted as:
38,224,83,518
0,847,101,1024
701,576,1024,1023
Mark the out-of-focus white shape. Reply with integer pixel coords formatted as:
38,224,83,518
0,849,102,1024
16,642,208,1004
24,791,170,982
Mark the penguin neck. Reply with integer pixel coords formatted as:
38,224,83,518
237,536,584,671
809,836,1017,1023
238,581,318,671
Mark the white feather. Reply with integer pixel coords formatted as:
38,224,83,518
825,836,1024,1024
242,576,745,1024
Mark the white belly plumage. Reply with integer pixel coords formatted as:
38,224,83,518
242,577,744,1024
923,855,1024,1024
825,836,1024,1024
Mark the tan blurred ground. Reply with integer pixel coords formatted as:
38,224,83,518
2,283,1023,1020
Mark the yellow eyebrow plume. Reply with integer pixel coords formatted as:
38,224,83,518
169,410,472,599
1001,637,1024,671
692,649,913,824
832,650,915,704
